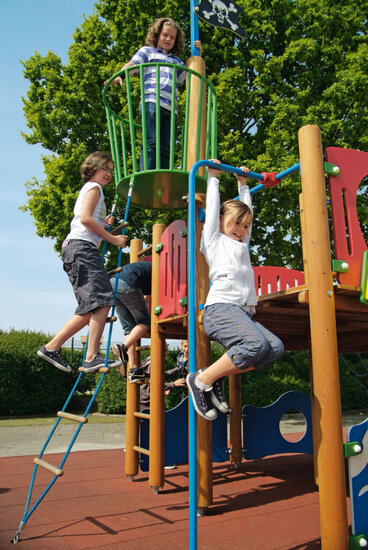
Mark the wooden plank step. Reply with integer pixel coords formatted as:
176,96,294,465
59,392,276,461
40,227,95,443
57,411,88,423
34,458,63,476
106,316,117,323
133,445,150,456
78,366,111,373
134,412,150,420
107,266,123,277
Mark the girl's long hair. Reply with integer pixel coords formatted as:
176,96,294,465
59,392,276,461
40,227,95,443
146,17,185,56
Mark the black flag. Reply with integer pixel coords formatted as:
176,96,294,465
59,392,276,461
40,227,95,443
194,0,246,38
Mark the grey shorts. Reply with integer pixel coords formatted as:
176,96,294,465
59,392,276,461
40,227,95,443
112,277,150,335
203,303,284,370
62,239,115,315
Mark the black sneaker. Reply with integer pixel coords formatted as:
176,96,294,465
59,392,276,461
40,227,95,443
186,373,217,421
128,367,146,383
37,346,72,373
112,344,129,370
210,377,230,414
83,353,122,373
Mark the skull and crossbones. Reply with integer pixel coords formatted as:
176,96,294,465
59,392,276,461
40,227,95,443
202,0,239,31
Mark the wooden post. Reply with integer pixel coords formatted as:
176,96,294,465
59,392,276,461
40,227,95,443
149,223,166,492
195,194,213,511
229,376,242,465
185,55,207,177
300,193,318,484
125,239,143,479
185,52,213,510
298,124,348,549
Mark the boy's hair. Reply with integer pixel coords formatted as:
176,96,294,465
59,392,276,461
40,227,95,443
146,17,185,56
80,151,114,183
220,199,253,226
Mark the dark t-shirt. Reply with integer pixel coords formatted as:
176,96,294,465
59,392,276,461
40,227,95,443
119,261,152,295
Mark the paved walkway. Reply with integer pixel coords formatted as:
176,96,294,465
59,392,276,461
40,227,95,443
0,410,366,458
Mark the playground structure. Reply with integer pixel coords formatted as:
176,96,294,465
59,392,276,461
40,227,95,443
103,47,368,547
12,37,368,550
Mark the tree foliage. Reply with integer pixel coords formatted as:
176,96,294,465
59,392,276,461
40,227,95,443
21,0,368,267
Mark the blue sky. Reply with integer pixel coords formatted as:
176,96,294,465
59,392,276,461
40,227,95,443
0,0,181,351
0,0,101,340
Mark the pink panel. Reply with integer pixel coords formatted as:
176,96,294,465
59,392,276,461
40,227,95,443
326,147,368,286
158,220,187,319
253,266,305,297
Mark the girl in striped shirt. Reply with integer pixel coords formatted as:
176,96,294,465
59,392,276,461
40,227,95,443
108,17,201,170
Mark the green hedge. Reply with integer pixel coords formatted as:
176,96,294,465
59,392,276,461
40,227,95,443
94,348,181,413
0,330,95,415
212,343,368,411
94,369,127,413
1,330,367,416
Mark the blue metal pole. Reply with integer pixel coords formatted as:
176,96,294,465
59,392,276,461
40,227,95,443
190,0,200,56
188,159,256,550
188,161,200,550
187,159,299,550
251,162,300,194
276,162,300,180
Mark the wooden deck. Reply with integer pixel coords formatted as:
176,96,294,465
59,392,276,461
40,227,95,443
255,284,368,353
154,284,368,354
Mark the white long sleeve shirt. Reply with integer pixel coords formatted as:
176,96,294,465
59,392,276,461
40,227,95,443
200,177,257,312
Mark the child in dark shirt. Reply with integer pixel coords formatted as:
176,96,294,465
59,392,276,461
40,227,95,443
111,261,151,377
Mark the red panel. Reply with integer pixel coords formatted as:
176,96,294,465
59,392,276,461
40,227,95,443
326,147,368,286
253,266,305,297
158,220,187,319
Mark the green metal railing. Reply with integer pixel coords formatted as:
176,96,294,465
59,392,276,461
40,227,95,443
102,63,217,208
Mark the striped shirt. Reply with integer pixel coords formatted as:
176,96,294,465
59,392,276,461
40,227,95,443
130,46,186,112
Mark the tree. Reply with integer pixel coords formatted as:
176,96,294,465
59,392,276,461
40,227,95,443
21,0,368,268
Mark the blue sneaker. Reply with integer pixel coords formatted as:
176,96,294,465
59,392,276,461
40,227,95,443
198,369,230,414
37,346,71,373
210,377,230,414
186,373,217,421
83,354,121,373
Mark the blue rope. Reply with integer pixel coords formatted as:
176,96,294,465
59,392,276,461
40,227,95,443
18,184,134,535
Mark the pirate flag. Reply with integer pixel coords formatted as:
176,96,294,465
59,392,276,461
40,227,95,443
194,0,246,38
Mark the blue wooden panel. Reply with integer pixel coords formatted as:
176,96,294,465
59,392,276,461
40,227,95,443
140,398,229,471
212,409,228,462
140,398,189,472
348,418,368,537
242,391,313,460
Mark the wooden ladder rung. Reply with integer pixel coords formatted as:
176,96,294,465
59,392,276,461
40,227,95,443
107,266,123,277
110,222,129,236
134,412,150,420
78,366,110,373
135,344,151,351
106,316,117,323
34,458,63,476
133,445,150,456
57,411,88,423
137,244,153,257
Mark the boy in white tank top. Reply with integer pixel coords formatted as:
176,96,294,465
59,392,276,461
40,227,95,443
37,151,128,373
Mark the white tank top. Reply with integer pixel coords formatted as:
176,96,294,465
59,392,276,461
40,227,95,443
66,181,106,247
